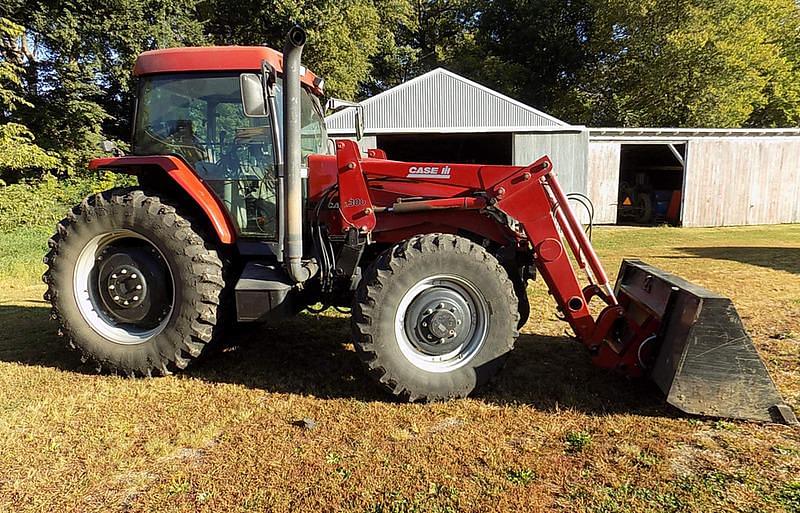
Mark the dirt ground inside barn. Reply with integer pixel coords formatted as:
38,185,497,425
1,225,798,513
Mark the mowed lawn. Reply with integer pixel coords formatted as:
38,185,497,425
0,224,798,513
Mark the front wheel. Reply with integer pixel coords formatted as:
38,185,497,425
352,234,519,401
43,189,225,376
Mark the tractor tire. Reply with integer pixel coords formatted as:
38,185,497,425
352,234,519,401
43,188,225,376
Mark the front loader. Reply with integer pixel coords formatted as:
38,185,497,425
43,27,797,424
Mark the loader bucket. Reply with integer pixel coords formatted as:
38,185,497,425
615,260,798,425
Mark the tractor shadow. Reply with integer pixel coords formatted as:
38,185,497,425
0,300,84,372
0,303,672,418
677,246,800,275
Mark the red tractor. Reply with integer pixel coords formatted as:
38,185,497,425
43,27,796,424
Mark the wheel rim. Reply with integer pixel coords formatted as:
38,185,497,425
73,230,175,345
394,274,489,372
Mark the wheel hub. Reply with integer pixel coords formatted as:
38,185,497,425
92,242,171,328
424,309,458,340
404,286,475,356
105,264,147,309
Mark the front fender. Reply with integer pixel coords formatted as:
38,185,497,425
89,155,237,244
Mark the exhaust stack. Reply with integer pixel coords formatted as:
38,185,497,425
282,26,313,283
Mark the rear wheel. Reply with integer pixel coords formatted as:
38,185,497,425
352,234,519,401
43,189,225,375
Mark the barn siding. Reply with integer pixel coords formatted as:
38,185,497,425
326,68,568,135
586,142,621,224
683,138,800,227
512,131,588,194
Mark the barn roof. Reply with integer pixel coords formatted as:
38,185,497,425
325,68,571,136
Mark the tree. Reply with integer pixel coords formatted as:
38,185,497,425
555,0,800,127
0,16,56,181
464,0,594,113
2,0,206,169
201,0,414,100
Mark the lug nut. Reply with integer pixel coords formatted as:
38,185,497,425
111,274,117,279
136,285,142,290
131,273,137,279
439,338,446,344
121,269,127,274
113,295,120,301
457,320,462,325
109,285,115,290
123,300,129,306
133,296,139,301
422,322,427,327
449,330,456,336
438,303,445,309
424,309,433,315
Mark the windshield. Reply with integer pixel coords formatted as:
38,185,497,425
133,72,328,239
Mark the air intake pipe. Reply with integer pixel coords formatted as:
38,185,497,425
282,26,315,283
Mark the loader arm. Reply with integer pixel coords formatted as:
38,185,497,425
324,140,797,425
329,140,628,363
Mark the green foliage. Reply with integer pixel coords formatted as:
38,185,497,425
0,17,29,113
506,468,536,485
0,123,58,179
555,0,800,127
0,173,134,232
564,431,592,453
458,0,594,113
200,0,412,100
361,0,475,96
778,482,800,513
0,17,55,179
2,1,207,168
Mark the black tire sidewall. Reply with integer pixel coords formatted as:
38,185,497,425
49,191,219,373
355,235,518,399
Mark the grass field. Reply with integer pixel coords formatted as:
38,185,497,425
1,224,798,513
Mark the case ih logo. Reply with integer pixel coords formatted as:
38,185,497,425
406,165,452,179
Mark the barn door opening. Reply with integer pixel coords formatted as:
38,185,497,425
376,133,513,164
616,144,686,226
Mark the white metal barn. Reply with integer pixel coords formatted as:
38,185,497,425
325,68,589,194
326,69,800,227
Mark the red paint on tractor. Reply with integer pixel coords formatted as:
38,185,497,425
317,145,658,374
133,46,324,95
88,156,237,244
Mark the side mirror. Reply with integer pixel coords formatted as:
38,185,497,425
240,73,268,117
326,97,359,114
324,98,366,141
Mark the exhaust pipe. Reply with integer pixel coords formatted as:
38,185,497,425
282,26,313,283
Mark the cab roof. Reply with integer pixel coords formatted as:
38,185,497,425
133,46,323,95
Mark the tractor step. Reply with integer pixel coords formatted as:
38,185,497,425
616,260,798,425
234,261,293,322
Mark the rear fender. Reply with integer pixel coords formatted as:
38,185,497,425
89,156,237,244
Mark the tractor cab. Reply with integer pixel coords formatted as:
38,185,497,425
131,48,327,239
